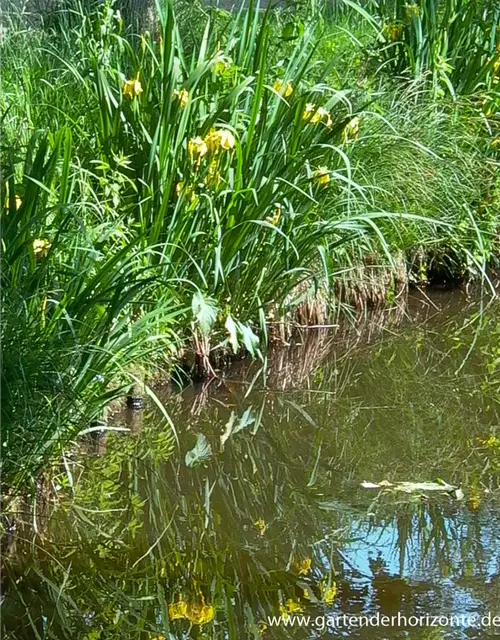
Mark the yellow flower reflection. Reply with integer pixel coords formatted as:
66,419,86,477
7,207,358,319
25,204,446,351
254,517,268,535
186,601,215,625
123,72,143,99
279,599,304,620
320,580,337,604
168,596,215,626
467,488,481,512
484,436,500,448
168,597,188,620
297,557,312,576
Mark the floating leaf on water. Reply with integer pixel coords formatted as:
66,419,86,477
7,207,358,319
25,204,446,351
361,480,459,494
185,434,212,468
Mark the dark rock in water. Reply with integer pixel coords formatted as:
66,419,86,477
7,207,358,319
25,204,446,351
126,396,144,410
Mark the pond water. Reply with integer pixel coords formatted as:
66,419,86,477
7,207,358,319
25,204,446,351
2,290,500,639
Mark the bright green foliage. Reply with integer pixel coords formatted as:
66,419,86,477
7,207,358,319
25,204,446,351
58,0,384,321
373,0,500,96
1,128,184,493
1,0,500,494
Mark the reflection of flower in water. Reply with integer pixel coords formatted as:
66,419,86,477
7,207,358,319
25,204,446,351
168,595,215,625
254,517,268,535
279,598,304,619
168,597,188,620
186,601,215,625
320,580,337,604
467,487,481,512
484,436,500,448
295,556,312,575
257,620,268,634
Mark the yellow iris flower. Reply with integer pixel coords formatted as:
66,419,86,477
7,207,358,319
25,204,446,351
216,129,236,151
385,23,404,42
205,161,222,189
312,167,330,187
5,196,23,211
174,88,189,108
33,239,51,256
266,204,282,226
123,72,143,99
405,3,420,19
188,136,208,161
205,128,236,153
310,106,333,128
273,79,293,97
343,116,360,143
302,102,316,121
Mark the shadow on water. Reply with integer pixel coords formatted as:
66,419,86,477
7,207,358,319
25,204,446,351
2,291,500,639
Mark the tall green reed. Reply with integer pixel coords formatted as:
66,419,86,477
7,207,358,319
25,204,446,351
1,128,184,495
43,0,400,334
373,0,500,96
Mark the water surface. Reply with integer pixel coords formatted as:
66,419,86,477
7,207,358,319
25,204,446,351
3,291,500,639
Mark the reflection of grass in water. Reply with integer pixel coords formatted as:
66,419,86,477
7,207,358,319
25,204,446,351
3,303,500,638
2,416,343,639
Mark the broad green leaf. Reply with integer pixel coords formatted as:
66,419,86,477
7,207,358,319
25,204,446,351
192,292,218,334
